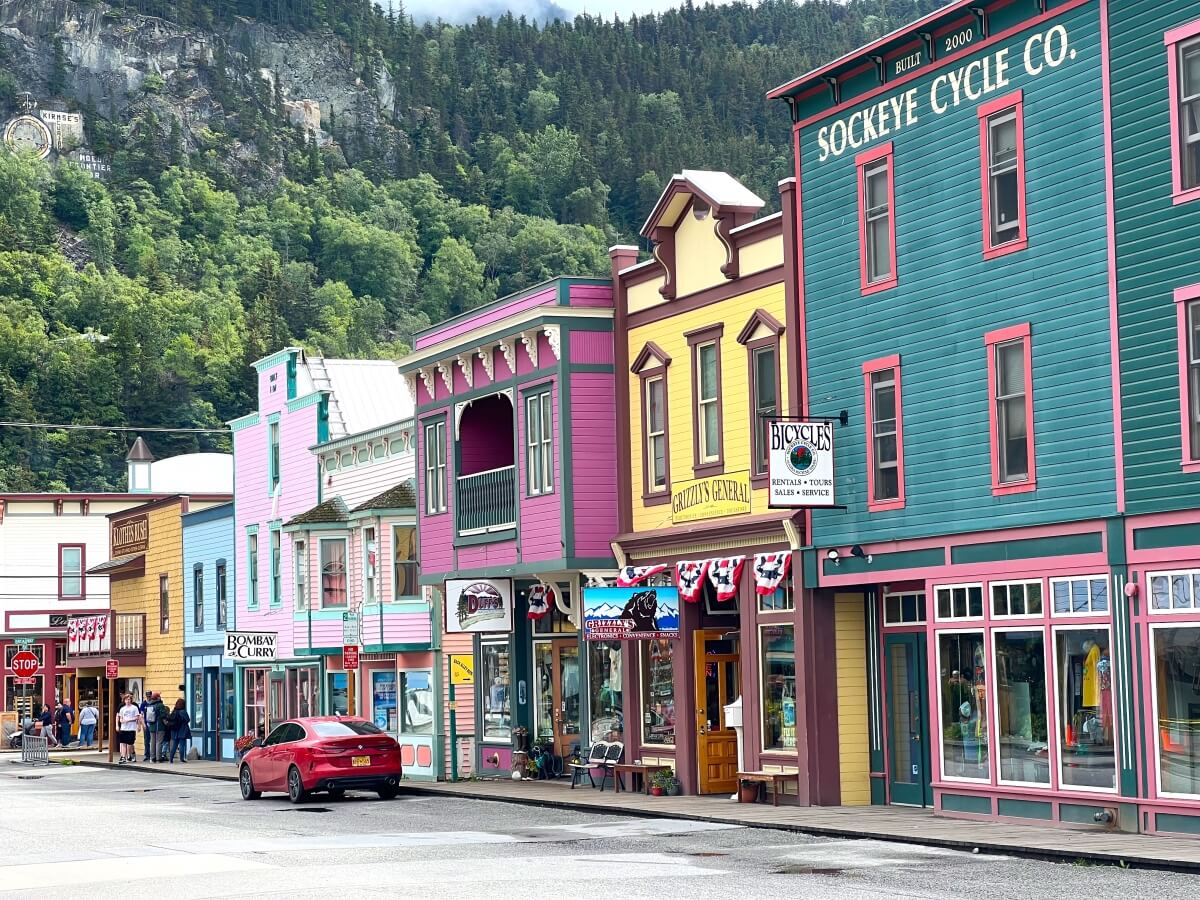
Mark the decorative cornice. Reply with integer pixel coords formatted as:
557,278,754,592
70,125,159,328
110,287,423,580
311,417,415,454
477,347,494,380
736,308,786,344
631,341,672,373
228,412,260,432
456,353,474,389
542,325,561,360
498,338,517,374
519,330,539,368
418,367,436,400
716,213,739,280
286,391,325,413
251,347,300,373
437,363,454,395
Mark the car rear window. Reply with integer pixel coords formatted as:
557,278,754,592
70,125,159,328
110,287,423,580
309,721,384,737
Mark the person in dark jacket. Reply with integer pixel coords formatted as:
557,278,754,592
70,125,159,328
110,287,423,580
56,700,74,747
166,698,191,763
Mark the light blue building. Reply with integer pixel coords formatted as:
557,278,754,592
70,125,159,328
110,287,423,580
182,502,235,760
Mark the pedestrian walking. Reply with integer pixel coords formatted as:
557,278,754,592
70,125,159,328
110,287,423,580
166,699,191,763
139,691,154,761
78,702,98,748
116,693,141,764
39,705,59,748
150,693,170,762
56,699,74,747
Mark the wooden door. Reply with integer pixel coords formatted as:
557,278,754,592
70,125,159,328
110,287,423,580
885,632,932,806
534,639,582,758
695,629,740,794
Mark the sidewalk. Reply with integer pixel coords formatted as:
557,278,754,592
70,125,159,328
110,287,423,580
34,750,1200,871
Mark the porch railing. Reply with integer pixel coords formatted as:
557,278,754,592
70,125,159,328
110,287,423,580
114,613,145,653
456,465,517,534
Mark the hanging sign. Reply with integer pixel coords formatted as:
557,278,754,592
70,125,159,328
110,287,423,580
768,420,836,508
670,470,751,524
444,578,514,633
583,586,680,641
224,630,278,661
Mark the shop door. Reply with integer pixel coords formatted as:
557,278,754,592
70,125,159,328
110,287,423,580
884,632,932,807
203,668,219,760
695,629,740,795
533,639,582,758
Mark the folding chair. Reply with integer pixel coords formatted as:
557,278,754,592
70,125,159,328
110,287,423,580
596,741,624,792
569,741,607,789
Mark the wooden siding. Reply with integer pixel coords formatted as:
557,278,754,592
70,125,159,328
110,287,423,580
415,285,557,350
1111,0,1200,513
442,632,475,775
570,372,620,558
182,507,234,648
834,593,870,806
325,447,415,511
627,281,789,533
674,208,728,298
569,330,615,365
570,282,614,308
518,381,562,561
798,3,1117,547
417,407,455,577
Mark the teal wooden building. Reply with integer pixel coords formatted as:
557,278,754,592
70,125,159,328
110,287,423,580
768,0,1200,837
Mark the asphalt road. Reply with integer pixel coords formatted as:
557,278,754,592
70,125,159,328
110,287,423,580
2,763,1199,899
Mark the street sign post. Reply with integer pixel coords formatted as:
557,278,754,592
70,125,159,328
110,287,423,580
342,611,360,645
105,659,119,680
10,649,40,680
105,659,119,763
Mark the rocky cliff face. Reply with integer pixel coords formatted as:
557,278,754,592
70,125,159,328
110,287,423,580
0,0,400,176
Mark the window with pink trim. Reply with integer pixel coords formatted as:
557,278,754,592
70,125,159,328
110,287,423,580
985,323,1036,495
1175,284,1200,471
863,354,904,511
978,91,1027,258
1166,21,1200,204
856,142,897,294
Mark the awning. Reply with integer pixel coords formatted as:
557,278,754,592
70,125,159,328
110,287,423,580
87,553,145,577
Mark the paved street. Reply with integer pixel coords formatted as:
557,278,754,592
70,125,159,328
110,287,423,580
1,764,1198,898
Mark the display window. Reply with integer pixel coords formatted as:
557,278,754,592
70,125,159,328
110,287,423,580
481,642,511,741
992,629,1050,786
243,668,269,739
640,639,675,746
191,672,204,732
327,672,349,716
371,670,398,732
400,670,433,734
287,667,318,718
1053,626,1115,792
589,640,624,743
221,673,235,733
760,624,797,751
1151,624,1200,798
937,630,989,781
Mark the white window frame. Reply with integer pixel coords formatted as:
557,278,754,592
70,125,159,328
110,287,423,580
882,591,926,626
989,579,1045,619
60,545,84,599
1051,623,1118,795
869,367,900,501
1049,575,1111,618
933,583,985,623
1188,299,1200,459
985,107,1022,247
1149,621,1200,800
934,627,990,784
1178,37,1200,192
424,421,447,514
1147,569,1200,614
363,526,377,604
294,539,308,613
270,529,282,608
863,157,893,284
695,341,720,463
645,375,667,492
318,537,349,610
990,626,1052,789
758,581,794,613
994,339,1030,484
526,392,554,496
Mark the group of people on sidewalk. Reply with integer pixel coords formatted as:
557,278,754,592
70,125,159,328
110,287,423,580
26,700,92,748
114,690,192,764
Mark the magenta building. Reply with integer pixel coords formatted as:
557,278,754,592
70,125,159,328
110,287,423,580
399,277,619,778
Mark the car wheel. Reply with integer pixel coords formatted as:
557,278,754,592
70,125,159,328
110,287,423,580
328,788,346,800
377,784,398,800
239,765,261,800
287,766,308,804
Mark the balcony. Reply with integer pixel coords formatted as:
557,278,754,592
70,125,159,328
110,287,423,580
457,466,517,534
66,612,146,666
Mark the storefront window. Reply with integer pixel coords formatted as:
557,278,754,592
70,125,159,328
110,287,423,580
372,670,398,732
994,630,1049,785
244,668,268,739
641,639,675,746
759,583,794,612
534,642,555,743
327,672,349,717
1154,626,1200,796
482,642,511,741
288,667,318,718
760,625,797,751
191,673,204,731
1056,628,1115,791
5,676,44,717
400,670,433,734
938,631,989,779
589,640,624,742
221,673,235,733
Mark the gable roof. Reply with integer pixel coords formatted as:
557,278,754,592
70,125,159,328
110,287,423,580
641,169,765,237
319,359,413,436
351,481,417,513
284,496,350,526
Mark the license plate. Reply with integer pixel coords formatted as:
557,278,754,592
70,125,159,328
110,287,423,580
352,756,370,767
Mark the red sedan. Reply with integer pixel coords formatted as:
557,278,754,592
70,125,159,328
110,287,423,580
239,717,403,803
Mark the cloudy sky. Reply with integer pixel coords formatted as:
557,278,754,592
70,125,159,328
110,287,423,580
400,0,742,23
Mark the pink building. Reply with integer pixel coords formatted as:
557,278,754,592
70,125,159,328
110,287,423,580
228,348,408,742
398,277,619,778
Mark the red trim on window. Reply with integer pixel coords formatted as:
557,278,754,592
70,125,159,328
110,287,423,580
862,355,905,512
57,543,85,600
1175,284,1200,472
978,90,1028,259
984,323,1036,495
856,141,897,296
1166,22,1200,205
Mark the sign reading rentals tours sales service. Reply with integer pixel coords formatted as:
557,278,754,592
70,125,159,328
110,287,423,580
224,631,278,661
769,420,835,508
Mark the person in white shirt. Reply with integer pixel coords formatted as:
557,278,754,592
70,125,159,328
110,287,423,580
115,695,142,764
78,703,99,748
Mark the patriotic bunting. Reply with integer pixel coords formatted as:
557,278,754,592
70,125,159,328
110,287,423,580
707,556,747,603
67,614,111,654
527,583,554,620
675,560,711,603
616,564,668,587
752,552,792,596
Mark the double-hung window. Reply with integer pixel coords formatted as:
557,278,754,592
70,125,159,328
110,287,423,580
320,538,348,609
526,391,553,496
645,375,668,493
978,92,1027,257
59,544,84,599
423,420,447,514
193,564,204,632
751,345,777,477
1176,285,1200,470
1167,24,1200,202
159,574,170,634
268,419,281,494
247,529,259,610
363,526,377,603
857,142,896,293
863,355,904,510
270,528,282,608
687,325,724,473
215,561,227,628
294,540,308,612
985,324,1035,494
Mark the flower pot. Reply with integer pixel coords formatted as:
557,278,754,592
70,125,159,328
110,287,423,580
649,786,664,796
738,782,760,804
667,782,682,796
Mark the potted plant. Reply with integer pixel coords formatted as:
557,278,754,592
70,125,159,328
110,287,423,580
738,778,761,804
233,734,257,758
650,768,678,796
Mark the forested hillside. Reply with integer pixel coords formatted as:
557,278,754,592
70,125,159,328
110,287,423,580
0,0,944,490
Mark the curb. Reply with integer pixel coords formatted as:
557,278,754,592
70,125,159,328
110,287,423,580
63,758,237,782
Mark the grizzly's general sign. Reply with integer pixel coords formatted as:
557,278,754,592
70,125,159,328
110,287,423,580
670,471,752,524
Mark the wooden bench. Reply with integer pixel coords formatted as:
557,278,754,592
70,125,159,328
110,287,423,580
737,770,800,806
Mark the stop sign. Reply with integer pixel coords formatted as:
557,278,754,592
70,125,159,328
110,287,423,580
10,650,40,679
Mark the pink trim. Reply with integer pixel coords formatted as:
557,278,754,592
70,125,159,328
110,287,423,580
977,91,1028,260
1165,20,1200,204
984,322,1036,496
1174,284,1200,471
793,135,813,547
862,354,905,511
856,142,898,296
1100,0,1126,512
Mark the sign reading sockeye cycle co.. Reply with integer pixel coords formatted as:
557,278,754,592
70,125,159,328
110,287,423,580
768,420,835,508
224,630,278,661
445,578,514,633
